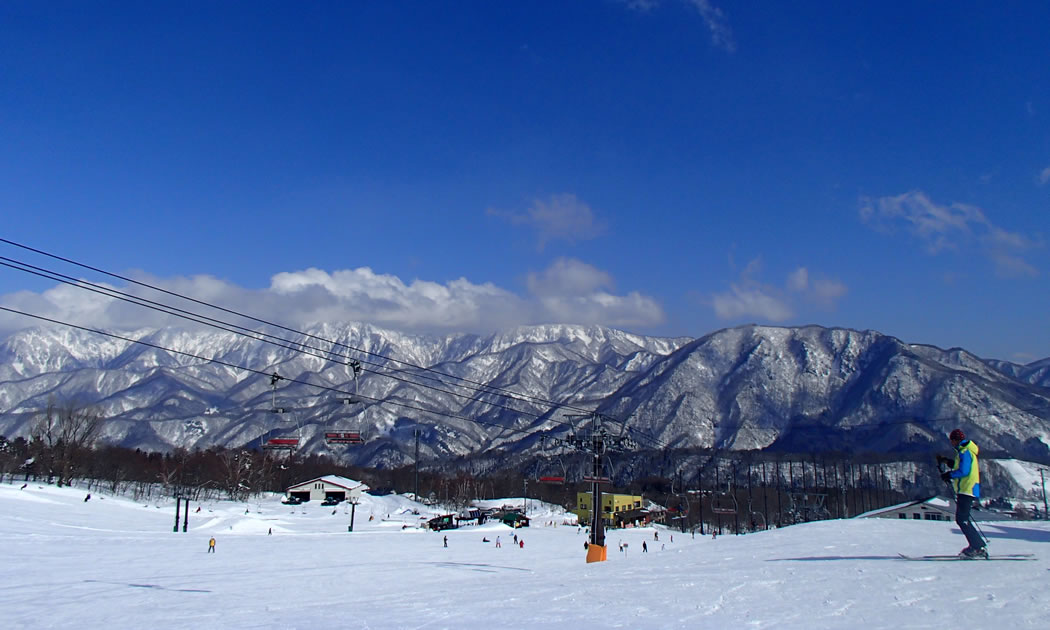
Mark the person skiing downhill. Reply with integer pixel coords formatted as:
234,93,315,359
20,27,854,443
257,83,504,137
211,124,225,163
938,428,986,559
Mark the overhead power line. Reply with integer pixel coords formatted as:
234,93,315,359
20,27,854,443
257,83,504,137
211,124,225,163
0,238,669,449
0,256,563,424
6,239,1041,455
0,237,613,421
0,305,543,439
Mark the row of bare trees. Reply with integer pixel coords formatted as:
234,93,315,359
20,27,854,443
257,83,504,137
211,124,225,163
2,400,103,487
0,400,372,500
0,401,952,526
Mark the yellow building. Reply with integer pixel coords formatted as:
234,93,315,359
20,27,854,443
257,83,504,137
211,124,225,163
575,492,643,527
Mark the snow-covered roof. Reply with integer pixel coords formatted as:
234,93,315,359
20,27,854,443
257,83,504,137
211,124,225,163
286,475,370,492
856,496,953,518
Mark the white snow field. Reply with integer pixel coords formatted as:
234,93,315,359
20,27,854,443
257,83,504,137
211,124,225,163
2,482,1048,629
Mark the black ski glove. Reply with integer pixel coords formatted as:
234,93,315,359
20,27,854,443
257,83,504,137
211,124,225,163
940,471,952,482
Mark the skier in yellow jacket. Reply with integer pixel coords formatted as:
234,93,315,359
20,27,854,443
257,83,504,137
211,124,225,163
938,428,985,559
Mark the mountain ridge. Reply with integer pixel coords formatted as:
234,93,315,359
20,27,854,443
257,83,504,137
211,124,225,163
1,321,1047,467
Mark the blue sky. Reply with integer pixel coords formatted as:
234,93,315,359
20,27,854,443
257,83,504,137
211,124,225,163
1,1,1048,362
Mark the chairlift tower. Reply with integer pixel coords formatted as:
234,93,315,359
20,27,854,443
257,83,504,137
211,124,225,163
544,412,635,563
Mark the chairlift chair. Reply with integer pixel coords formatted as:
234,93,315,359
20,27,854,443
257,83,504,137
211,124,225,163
711,491,738,515
262,371,301,452
536,448,569,485
325,360,365,446
262,437,299,451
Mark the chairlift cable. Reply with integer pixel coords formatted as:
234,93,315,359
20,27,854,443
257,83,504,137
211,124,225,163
3,241,1047,448
0,258,573,426
0,239,607,419
0,305,541,438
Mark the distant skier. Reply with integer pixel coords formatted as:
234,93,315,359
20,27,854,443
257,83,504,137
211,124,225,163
519,539,524,548
84,494,91,502
20,484,26,490
496,536,501,548
268,528,272,535
654,531,659,541
443,535,448,548
642,541,647,553
938,428,986,559
208,537,216,553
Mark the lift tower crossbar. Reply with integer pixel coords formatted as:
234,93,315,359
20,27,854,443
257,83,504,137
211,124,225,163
545,412,635,563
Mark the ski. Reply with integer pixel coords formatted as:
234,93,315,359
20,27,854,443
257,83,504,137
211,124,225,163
898,553,1035,562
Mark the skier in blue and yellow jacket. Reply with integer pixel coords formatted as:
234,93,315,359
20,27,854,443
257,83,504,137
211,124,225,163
938,428,985,558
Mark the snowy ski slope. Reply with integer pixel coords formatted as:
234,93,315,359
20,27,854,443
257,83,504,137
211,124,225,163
2,482,1048,629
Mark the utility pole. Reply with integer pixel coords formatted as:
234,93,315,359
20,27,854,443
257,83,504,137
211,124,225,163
347,495,359,532
678,469,686,533
173,496,188,533
523,477,528,515
544,412,634,563
1039,469,1048,520
697,464,704,536
413,428,421,502
764,461,772,531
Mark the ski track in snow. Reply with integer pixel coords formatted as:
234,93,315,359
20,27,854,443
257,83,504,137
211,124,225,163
2,482,1049,629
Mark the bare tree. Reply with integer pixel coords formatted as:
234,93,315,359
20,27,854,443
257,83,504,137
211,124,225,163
31,399,102,486
218,449,255,501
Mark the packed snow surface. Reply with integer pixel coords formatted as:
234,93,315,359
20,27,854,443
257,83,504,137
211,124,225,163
2,482,1049,629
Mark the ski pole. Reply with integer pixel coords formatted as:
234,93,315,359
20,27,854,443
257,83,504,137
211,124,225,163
938,459,989,546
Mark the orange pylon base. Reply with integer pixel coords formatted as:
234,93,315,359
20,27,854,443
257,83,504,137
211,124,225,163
585,544,607,563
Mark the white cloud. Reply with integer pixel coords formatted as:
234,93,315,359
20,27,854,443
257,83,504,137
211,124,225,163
859,190,1041,277
488,193,606,251
810,278,848,304
786,268,809,292
687,0,736,53
1038,166,1050,186
618,0,736,53
620,0,660,10
525,258,613,297
711,260,846,323
526,258,664,328
0,260,664,337
713,284,793,321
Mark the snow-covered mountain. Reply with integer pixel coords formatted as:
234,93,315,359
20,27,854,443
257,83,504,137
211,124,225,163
1,322,1048,467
